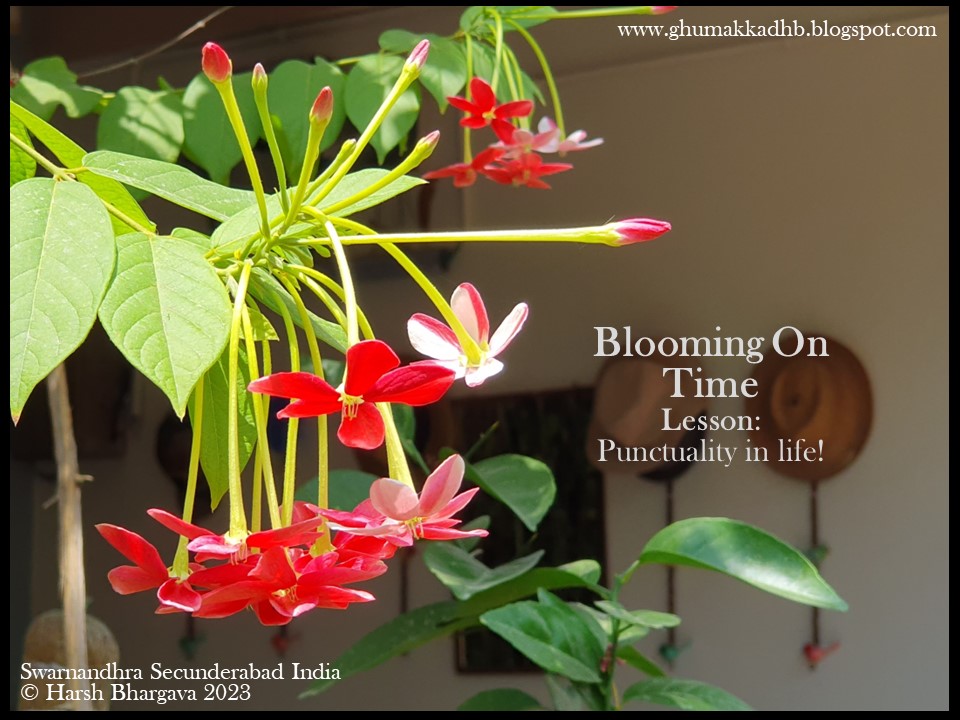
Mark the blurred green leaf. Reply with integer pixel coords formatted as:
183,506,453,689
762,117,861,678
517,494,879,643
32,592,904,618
622,678,752,711
638,517,849,611
468,454,556,532
594,600,681,629
345,55,420,163
616,646,666,678
418,35,468,110
97,86,184,162
295,469,377,511
182,72,261,185
458,689,542,712
267,59,346,180
423,543,544,600
10,57,103,120
378,29,420,53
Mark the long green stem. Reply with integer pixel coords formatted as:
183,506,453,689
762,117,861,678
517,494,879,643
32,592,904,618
215,82,272,244
507,20,565,136
282,115,330,231
298,225,618,246
240,302,282,530
173,374,204,577
380,242,482,363
252,80,289,215
226,262,252,537
325,221,360,347
379,403,414,488
463,34,475,163
520,6,661,21
288,266,374,340
491,11,505,93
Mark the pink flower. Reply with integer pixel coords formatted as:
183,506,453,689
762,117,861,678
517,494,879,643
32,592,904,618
448,77,533,129
408,283,528,387
405,39,431,71
536,118,604,155
423,147,505,188
612,217,672,245
96,524,201,613
492,119,561,159
325,455,489,547
249,340,455,449
483,151,572,189
201,42,232,85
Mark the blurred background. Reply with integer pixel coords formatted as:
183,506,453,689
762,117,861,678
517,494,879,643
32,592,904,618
9,5,948,711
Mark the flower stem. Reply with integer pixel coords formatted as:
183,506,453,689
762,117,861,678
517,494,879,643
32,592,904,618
299,225,618,246
288,265,375,341
252,76,290,215
324,220,360,348
379,403,414,489
174,374,204,577
491,10,505,93
507,20,565,136
214,81,272,245
463,35,475,163
240,302,282,530
226,262,252,537
380,242,483,364
282,114,329,231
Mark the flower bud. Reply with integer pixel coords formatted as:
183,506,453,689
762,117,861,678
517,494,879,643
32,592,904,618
417,130,441,155
405,39,431,73
252,63,268,94
651,6,678,15
611,218,672,245
201,42,232,85
310,86,334,125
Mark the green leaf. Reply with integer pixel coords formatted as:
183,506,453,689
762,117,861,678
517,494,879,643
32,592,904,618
497,6,559,31
170,227,214,251
10,101,155,235
460,6,488,33
594,600,681,629
302,563,602,696
468,454,556,532
182,72,261,185
423,543,544,600
458,689,542,712
244,302,278,341
96,87,184,162
316,168,426,217
378,29,420,53
10,179,115,421
480,600,604,683
545,674,605,712
10,116,36,186
10,57,103,120
190,346,256,509
418,35,468,110
267,59,346,181
98,233,231,416
345,55,420,163
248,268,347,353
622,678,752,711
83,151,254,221
470,43,544,104
295,469,376,511
616,646,666,678
638,517,849,611
573,602,648,645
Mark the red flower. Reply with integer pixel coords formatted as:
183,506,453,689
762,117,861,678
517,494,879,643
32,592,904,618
96,524,201,613
493,119,561,159
249,340,455,450
611,217,672,245
423,147,504,188
448,77,533,129
484,152,573,189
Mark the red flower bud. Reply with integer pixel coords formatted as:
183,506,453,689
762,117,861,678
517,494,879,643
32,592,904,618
310,86,334,124
652,6,678,15
406,39,430,71
612,218,672,245
202,42,232,84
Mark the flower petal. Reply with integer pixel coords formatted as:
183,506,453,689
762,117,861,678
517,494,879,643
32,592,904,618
408,313,462,361
469,77,496,112
248,548,297,589
370,478,421,521
367,363,455,406
277,398,340,419
418,454,465,517
312,586,377,609
96,524,168,579
418,525,490,541
464,358,504,387
246,514,325,550
488,302,529,356
495,99,534,119
248,372,340,406
337,401,385,449
447,95,478,114
147,508,211,541
344,340,400,397
157,578,202,612
186,534,243,556
451,283,489,344
107,566,164,594
434,487,483,520
188,562,253,589
256,599,295,625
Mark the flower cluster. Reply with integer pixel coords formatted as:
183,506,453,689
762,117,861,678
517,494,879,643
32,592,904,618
425,78,603,189
97,455,486,626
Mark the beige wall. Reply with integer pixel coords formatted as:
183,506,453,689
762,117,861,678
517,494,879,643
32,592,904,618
20,6,948,711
